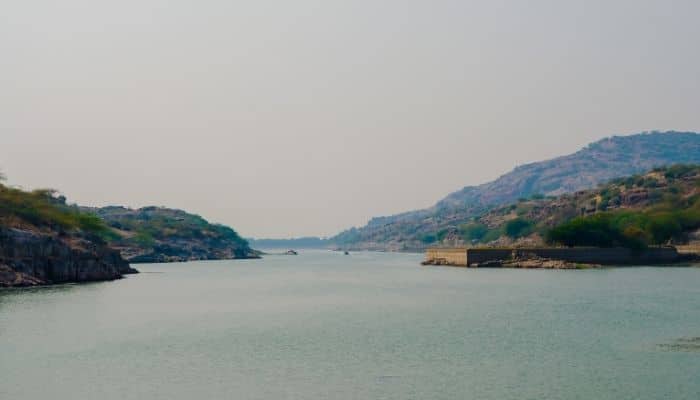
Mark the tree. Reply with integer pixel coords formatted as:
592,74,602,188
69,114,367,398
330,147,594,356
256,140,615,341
504,218,534,238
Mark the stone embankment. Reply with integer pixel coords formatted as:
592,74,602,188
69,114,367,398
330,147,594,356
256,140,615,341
424,246,690,268
124,241,262,264
0,228,138,287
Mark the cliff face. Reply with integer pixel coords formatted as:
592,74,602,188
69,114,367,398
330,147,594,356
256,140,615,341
0,228,137,287
0,182,140,287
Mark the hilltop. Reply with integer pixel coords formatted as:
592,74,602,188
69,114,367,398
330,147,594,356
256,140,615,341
89,206,260,263
331,131,700,251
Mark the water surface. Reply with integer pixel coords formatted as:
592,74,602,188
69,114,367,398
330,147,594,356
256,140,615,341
2,251,700,399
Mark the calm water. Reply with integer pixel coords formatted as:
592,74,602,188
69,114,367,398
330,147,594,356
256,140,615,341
2,251,700,400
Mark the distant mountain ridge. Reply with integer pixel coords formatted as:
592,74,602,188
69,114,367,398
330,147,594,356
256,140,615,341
247,237,329,249
438,131,700,209
331,131,700,251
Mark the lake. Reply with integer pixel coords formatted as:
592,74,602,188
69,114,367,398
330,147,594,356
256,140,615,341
2,250,700,399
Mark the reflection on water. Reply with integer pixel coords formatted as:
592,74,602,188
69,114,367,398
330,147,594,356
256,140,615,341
0,283,77,306
0,280,109,305
658,337,700,352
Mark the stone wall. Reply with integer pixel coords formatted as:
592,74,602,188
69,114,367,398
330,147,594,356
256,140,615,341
499,247,680,266
463,249,513,266
425,246,682,267
424,248,468,266
676,243,700,255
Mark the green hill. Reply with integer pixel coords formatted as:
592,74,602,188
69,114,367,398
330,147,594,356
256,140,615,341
90,206,259,263
426,164,700,250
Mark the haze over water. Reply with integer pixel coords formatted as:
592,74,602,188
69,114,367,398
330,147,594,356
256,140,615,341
2,252,700,400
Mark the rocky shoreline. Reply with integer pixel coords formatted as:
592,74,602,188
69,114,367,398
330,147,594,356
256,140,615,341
126,250,261,264
0,228,138,288
475,256,600,269
422,255,598,269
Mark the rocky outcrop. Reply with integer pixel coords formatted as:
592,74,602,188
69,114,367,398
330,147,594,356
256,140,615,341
0,264,44,286
0,228,137,287
87,206,260,264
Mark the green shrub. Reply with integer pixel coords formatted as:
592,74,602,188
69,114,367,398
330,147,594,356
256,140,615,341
547,207,700,249
436,229,450,242
546,213,636,248
481,228,503,243
664,164,699,179
133,231,156,248
504,218,534,238
459,223,488,242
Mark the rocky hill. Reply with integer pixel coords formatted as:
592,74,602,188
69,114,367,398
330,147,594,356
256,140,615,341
90,206,259,263
442,164,700,249
332,131,700,251
0,185,137,287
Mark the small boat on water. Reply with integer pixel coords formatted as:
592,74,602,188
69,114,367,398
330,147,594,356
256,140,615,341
285,249,298,255
344,251,350,255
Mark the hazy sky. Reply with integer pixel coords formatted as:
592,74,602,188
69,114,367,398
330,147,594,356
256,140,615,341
2,0,699,238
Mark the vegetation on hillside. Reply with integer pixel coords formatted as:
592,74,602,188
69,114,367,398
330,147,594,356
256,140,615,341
97,206,247,247
0,173,255,262
91,206,256,261
460,164,700,249
547,166,700,249
0,180,111,241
